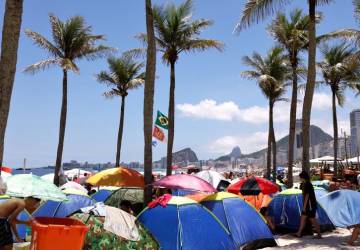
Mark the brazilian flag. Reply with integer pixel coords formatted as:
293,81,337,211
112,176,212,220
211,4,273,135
155,110,169,130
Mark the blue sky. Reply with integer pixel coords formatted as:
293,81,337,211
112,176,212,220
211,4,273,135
1,0,359,167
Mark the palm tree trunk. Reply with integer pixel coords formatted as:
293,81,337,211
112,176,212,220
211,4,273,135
301,0,316,173
266,100,272,180
54,69,68,186
270,101,276,182
331,89,338,176
287,58,298,187
115,95,126,167
0,0,24,170
144,0,156,205
166,61,175,176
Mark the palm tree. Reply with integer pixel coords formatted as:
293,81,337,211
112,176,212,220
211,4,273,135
268,9,316,187
152,0,223,176
144,0,157,205
0,0,24,171
236,0,333,173
317,42,360,175
96,53,145,167
24,15,111,186
242,47,290,181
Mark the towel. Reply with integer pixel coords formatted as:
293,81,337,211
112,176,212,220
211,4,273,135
148,194,172,208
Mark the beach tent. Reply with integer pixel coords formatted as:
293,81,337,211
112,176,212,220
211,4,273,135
33,193,94,218
72,212,159,250
195,170,230,191
201,192,276,249
0,197,30,240
137,196,236,250
92,189,115,203
268,188,333,232
318,190,360,228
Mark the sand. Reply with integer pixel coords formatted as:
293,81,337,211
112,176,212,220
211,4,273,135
264,228,360,250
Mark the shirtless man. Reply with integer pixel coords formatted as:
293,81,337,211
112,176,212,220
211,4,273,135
0,197,40,250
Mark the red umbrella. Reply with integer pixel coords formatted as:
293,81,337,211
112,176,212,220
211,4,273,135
153,174,216,193
227,176,278,195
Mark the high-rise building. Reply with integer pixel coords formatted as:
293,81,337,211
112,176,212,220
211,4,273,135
350,109,360,157
294,119,303,160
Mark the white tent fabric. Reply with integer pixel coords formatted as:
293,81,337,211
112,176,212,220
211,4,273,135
195,170,227,189
310,155,342,164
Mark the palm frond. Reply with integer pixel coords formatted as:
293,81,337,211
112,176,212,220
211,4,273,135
235,0,289,32
181,39,224,53
23,59,59,74
103,89,120,99
24,29,62,57
77,45,115,61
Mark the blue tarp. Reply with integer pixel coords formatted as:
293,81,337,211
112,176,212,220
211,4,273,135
33,194,94,218
91,189,113,202
0,198,30,240
318,190,360,228
138,200,236,250
201,197,276,249
269,192,333,232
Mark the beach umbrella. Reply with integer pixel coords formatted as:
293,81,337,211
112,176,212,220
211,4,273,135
201,192,276,249
33,193,94,218
61,181,88,194
153,174,216,193
86,167,144,188
318,190,360,228
227,176,279,195
137,196,236,250
1,171,12,181
195,170,230,191
268,188,333,232
64,169,92,179
41,173,55,183
6,174,67,202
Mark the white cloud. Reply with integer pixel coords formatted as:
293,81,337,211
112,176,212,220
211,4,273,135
311,93,332,110
209,130,287,155
176,99,241,121
312,118,350,136
177,92,333,125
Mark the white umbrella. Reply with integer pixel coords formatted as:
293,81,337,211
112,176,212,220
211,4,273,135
60,181,88,194
1,171,12,182
195,170,228,189
41,173,55,183
65,169,92,179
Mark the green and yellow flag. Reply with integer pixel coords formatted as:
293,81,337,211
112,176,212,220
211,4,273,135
155,110,169,130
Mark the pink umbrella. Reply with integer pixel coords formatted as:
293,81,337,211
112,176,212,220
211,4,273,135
153,174,216,193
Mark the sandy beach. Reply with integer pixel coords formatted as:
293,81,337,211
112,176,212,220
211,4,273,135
265,228,360,250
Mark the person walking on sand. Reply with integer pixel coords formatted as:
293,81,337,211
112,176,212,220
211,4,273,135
0,197,40,250
295,171,322,239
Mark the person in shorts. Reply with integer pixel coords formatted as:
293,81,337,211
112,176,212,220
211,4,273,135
0,197,40,250
295,171,322,238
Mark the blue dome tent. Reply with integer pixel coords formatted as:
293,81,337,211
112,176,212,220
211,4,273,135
201,192,277,250
137,196,236,250
318,190,360,228
91,189,114,202
33,193,94,218
269,188,333,232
